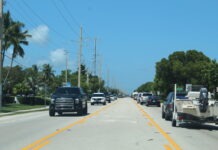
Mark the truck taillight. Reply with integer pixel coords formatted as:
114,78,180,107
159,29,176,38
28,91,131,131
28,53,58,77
178,116,183,120
169,104,173,109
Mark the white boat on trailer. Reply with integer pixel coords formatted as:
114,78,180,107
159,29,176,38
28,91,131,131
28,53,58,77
172,84,218,127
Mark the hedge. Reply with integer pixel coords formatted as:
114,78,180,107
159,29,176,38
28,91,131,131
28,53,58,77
2,96,50,105
3,96,15,104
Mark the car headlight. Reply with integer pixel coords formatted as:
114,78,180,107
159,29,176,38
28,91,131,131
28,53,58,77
75,98,80,104
51,98,55,104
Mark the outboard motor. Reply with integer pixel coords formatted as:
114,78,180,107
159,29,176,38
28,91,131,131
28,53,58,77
199,88,209,113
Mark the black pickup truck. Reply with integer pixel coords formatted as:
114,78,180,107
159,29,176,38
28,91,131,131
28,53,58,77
49,87,88,116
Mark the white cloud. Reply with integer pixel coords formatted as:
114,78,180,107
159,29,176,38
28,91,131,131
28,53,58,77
50,49,66,66
30,25,49,44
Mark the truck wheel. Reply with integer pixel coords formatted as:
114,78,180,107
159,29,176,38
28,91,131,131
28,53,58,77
91,103,94,105
172,119,177,127
103,102,106,105
162,110,165,119
83,105,88,115
49,108,55,117
58,112,62,116
165,114,170,121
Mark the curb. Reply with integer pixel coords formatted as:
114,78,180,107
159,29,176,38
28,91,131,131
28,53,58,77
0,106,49,117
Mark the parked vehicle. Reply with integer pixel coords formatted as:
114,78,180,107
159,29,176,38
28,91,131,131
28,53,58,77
162,91,187,120
105,94,111,103
110,94,117,101
171,85,218,127
139,92,152,105
145,95,161,107
136,93,142,103
132,92,138,100
49,87,88,116
90,93,106,105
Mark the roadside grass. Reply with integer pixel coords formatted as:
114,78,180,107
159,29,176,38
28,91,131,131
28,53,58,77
0,104,46,113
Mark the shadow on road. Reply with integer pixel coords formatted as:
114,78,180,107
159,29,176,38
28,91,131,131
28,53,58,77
179,123,218,131
55,113,90,117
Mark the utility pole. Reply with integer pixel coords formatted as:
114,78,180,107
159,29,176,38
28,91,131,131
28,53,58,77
65,50,68,84
94,38,97,76
98,56,102,92
86,71,89,85
107,68,110,88
78,27,82,87
0,0,3,108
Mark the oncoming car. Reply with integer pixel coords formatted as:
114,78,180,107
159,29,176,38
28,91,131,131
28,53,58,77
90,93,106,105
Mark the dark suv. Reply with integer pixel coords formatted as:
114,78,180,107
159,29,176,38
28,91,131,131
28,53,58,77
162,92,186,120
49,87,88,116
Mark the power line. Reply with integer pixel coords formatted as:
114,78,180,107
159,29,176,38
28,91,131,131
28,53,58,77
59,0,92,40
7,1,38,28
8,1,78,54
22,0,70,40
59,0,81,28
51,0,79,37
4,54,28,68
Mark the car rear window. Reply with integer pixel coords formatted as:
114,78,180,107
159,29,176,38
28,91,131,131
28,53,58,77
92,94,105,97
143,93,152,96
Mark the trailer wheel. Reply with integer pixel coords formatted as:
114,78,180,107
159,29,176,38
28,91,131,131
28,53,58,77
172,119,176,127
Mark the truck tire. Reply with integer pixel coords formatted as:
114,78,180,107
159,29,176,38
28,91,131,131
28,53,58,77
172,119,176,127
83,104,88,115
49,107,55,117
103,102,106,105
162,109,165,119
165,114,170,121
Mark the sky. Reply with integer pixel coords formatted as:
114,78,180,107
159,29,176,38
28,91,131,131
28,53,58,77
4,0,218,94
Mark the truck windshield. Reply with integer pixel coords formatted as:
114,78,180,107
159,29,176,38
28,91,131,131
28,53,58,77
55,88,80,95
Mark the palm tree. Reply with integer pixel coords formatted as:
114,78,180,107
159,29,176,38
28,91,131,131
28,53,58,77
42,64,55,86
2,11,31,85
2,11,12,67
25,65,40,95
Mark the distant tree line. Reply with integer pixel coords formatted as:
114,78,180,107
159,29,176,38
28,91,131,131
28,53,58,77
136,50,218,98
3,64,122,97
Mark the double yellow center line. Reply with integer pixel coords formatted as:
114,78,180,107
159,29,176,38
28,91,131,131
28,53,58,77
22,101,118,150
134,101,182,150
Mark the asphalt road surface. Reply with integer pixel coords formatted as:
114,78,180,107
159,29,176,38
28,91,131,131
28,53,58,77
0,98,218,150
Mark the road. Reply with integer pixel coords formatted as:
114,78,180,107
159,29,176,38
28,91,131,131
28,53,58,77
0,98,218,150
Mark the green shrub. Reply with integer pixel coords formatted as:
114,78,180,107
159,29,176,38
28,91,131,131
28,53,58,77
17,96,50,105
3,96,15,104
